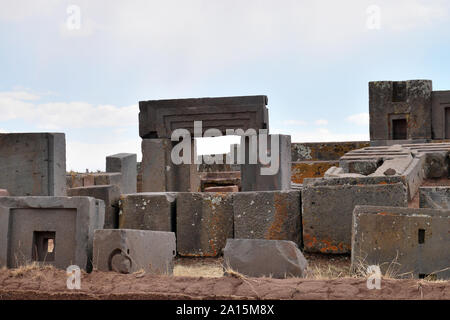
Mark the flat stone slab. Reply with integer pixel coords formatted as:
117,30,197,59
302,182,408,253
119,192,176,232
0,196,105,271
223,239,307,278
177,192,233,257
351,205,450,279
93,229,176,275
233,190,301,246
139,95,269,139
0,133,66,196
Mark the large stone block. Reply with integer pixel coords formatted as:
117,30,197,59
351,205,450,279
302,182,408,253
241,134,291,191
0,196,104,271
139,95,269,139
233,191,301,246
119,192,176,232
419,187,450,209
106,153,137,194
93,229,176,275
223,239,307,278
369,80,433,141
0,133,66,196
176,192,233,257
68,185,120,229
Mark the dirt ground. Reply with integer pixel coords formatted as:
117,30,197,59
0,255,448,300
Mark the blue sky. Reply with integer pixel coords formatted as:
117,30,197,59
1,0,450,171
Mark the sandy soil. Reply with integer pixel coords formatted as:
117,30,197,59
0,261,448,300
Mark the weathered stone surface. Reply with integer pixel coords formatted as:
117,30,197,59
0,196,105,271
0,189,9,196
369,80,433,141
351,205,450,279
139,95,269,139
302,182,408,253
431,90,450,139
0,133,66,196
223,239,307,278
68,185,120,229
106,153,137,194
424,152,449,178
141,139,200,192
233,191,301,246
291,161,339,184
241,134,291,191
176,192,233,257
419,187,450,209
291,141,370,162
119,192,176,232
93,229,176,275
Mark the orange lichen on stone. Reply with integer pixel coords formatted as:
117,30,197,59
291,161,338,184
265,193,289,240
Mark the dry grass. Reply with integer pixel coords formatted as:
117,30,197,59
174,257,224,278
9,262,55,278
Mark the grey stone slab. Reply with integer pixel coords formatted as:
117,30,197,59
223,239,307,278
0,196,104,271
241,134,291,191
424,151,449,178
419,187,450,209
93,229,176,275
139,95,269,139
351,205,450,279
106,153,137,194
302,182,408,253
176,192,234,257
233,191,301,246
0,133,66,196
119,192,176,232
68,185,120,229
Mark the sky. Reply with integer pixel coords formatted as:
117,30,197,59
1,0,450,171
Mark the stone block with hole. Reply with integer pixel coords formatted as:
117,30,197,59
351,205,450,279
0,196,105,271
93,229,176,275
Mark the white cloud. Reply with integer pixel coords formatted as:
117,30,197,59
315,119,328,126
0,90,138,129
282,119,307,126
67,139,140,172
346,113,369,126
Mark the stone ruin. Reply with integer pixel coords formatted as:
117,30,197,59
0,80,448,279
